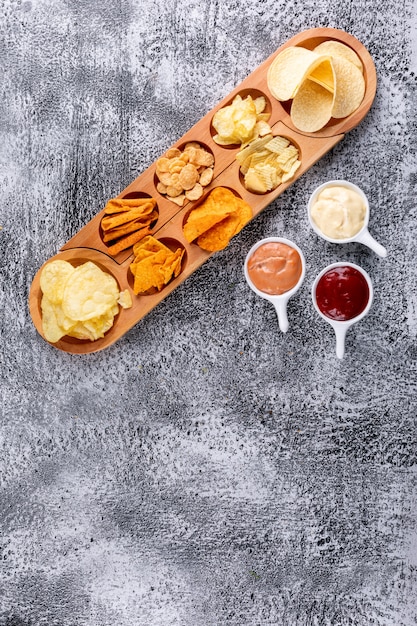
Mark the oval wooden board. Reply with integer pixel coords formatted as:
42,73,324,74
29,27,377,354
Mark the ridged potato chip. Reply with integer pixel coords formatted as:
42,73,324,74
236,134,301,193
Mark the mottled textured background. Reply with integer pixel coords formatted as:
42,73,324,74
1,0,416,624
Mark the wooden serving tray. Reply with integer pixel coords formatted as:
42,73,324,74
29,27,377,354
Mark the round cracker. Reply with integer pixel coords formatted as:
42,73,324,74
291,79,334,132
330,55,365,118
314,40,363,73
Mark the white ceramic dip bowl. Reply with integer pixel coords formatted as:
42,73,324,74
308,180,387,258
244,237,306,333
312,261,374,359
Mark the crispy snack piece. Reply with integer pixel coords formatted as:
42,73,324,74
266,41,365,132
106,226,152,257
102,217,153,242
327,55,365,118
212,94,271,146
39,260,132,343
182,187,236,243
183,187,253,251
101,198,149,214
236,134,301,193
155,143,215,206
100,196,158,255
291,79,334,133
313,41,363,72
196,197,253,252
129,235,184,295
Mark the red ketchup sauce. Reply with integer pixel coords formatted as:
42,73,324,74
315,265,369,321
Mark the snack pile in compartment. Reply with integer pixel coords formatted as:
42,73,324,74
39,260,132,343
100,197,158,256
267,41,365,132
154,143,215,206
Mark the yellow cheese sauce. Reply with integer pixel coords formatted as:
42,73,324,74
310,185,366,239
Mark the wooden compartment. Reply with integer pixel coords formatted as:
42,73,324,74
29,27,377,353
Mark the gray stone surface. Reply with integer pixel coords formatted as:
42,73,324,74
1,0,417,624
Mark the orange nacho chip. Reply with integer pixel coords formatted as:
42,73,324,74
196,197,252,251
182,187,237,243
183,187,253,251
129,235,184,295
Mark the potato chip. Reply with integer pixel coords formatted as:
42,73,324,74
41,295,71,343
264,135,290,153
267,41,366,132
328,55,365,118
291,79,335,133
307,58,335,93
313,40,363,72
212,94,271,146
236,134,301,193
69,307,116,341
267,47,333,101
39,260,74,304
62,262,120,321
39,260,131,343
117,289,132,309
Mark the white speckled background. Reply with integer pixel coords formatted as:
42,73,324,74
1,0,417,624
